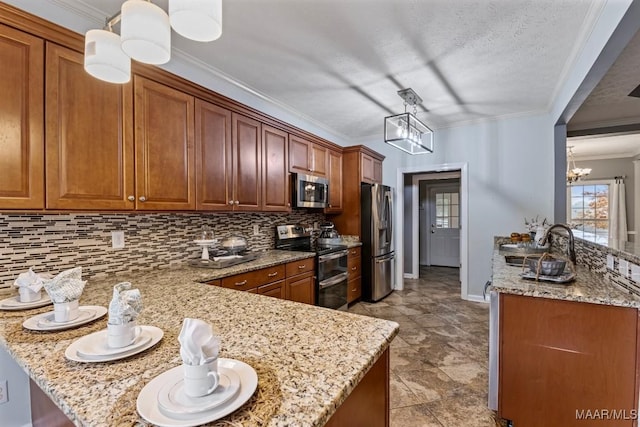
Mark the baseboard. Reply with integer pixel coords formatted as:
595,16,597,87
403,273,418,279
465,294,489,304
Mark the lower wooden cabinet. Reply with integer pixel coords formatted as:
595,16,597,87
347,246,362,304
347,277,362,303
286,272,315,305
258,280,285,299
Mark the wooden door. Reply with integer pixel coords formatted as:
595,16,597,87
262,125,290,212
326,150,343,213
0,24,44,209
289,135,311,173
195,99,233,211
232,113,261,211
286,272,315,305
310,144,327,176
134,76,195,210
45,43,134,210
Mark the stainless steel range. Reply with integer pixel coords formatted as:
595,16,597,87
276,224,348,311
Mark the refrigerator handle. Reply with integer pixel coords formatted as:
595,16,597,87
386,190,393,245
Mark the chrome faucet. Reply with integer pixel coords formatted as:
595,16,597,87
540,224,576,265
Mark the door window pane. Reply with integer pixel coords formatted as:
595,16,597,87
434,191,459,230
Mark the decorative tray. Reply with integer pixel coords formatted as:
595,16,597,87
520,270,576,284
189,253,259,269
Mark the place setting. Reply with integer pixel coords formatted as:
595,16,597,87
22,267,107,331
65,282,163,363
137,318,258,426
0,268,53,311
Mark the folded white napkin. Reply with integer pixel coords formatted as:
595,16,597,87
43,267,86,303
108,282,143,325
178,318,220,365
13,268,50,293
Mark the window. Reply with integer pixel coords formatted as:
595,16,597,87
435,191,459,229
567,181,611,244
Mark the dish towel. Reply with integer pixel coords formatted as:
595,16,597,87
43,267,86,303
13,268,50,293
178,318,220,365
108,282,143,325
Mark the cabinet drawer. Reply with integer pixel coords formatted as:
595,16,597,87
258,280,285,299
286,258,315,277
347,276,361,303
347,247,361,258
205,279,221,286
348,255,361,278
221,265,285,291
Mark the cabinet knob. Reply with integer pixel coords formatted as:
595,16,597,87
234,200,239,205
287,202,291,207
127,195,135,202
351,266,357,271
228,200,234,205
139,196,146,202
328,204,332,208
298,264,306,269
267,272,278,277
234,280,248,286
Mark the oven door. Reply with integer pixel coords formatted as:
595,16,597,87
293,173,328,208
318,272,348,311
317,249,348,281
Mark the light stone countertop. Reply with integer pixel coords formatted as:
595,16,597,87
0,250,399,427
491,248,640,308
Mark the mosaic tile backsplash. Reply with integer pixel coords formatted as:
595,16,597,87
0,211,326,288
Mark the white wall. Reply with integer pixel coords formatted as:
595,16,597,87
0,346,31,427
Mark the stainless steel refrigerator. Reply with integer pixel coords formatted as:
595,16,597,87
361,183,395,302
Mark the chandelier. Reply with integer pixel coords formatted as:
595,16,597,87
84,0,222,84
566,146,592,184
384,88,433,155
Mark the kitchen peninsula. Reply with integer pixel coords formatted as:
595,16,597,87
0,251,398,426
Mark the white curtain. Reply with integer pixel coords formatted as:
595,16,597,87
610,177,628,242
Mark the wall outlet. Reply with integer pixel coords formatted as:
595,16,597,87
313,222,318,230
0,379,7,404
253,224,260,236
111,231,125,249
619,259,630,278
631,263,640,282
606,254,615,270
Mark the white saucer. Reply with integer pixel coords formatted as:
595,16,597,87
23,306,107,331
158,366,241,416
75,329,153,359
137,358,258,427
0,294,52,311
65,326,163,363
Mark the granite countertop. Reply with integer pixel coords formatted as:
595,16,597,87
491,248,640,308
0,253,399,427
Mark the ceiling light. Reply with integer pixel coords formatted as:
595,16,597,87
566,146,592,184
169,0,223,42
384,88,433,155
84,29,131,84
121,0,171,65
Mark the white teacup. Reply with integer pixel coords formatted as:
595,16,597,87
18,287,42,303
107,321,141,348
183,359,219,397
53,300,79,323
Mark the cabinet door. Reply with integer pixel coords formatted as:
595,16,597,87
232,113,261,211
347,276,361,303
134,76,195,210
289,135,311,173
46,43,134,210
262,125,290,212
311,144,327,176
258,280,286,299
325,150,343,213
361,153,375,184
285,272,315,305
0,24,44,209
373,159,383,184
195,100,233,211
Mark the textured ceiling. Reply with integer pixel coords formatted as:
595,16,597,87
6,0,605,141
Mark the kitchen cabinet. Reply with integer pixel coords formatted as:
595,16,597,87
325,149,343,213
347,247,362,303
219,264,285,292
0,24,44,209
285,258,315,305
45,43,134,210
361,152,383,184
289,135,327,177
232,113,262,211
262,125,290,212
258,280,286,299
498,293,639,426
134,76,195,210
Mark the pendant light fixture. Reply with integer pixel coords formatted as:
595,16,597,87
169,0,223,42
566,146,592,184
384,88,433,155
84,0,223,83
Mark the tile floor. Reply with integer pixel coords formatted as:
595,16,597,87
349,266,500,427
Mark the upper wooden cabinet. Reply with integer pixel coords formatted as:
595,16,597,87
232,113,262,211
262,125,290,212
361,152,383,184
0,24,44,209
134,76,195,210
325,149,343,213
289,135,327,177
45,43,134,210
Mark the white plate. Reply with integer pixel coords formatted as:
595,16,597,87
158,366,241,416
23,306,107,331
137,358,258,427
0,294,52,311
65,326,164,363
75,329,153,359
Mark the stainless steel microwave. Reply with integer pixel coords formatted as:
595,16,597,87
292,173,329,208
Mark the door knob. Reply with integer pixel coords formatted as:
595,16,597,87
127,196,135,202
139,196,146,202
431,223,436,233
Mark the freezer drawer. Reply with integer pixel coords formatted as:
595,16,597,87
371,252,394,302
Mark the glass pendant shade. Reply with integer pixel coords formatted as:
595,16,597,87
84,29,131,84
169,0,222,42
120,0,171,65
384,112,433,155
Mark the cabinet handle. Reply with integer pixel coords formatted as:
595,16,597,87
234,200,239,205
287,202,291,207
139,196,146,202
328,204,332,208
350,250,356,254
351,266,357,270
228,200,234,205
234,280,248,286
352,288,357,292
267,272,278,277
127,195,135,202
298,264,306,269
